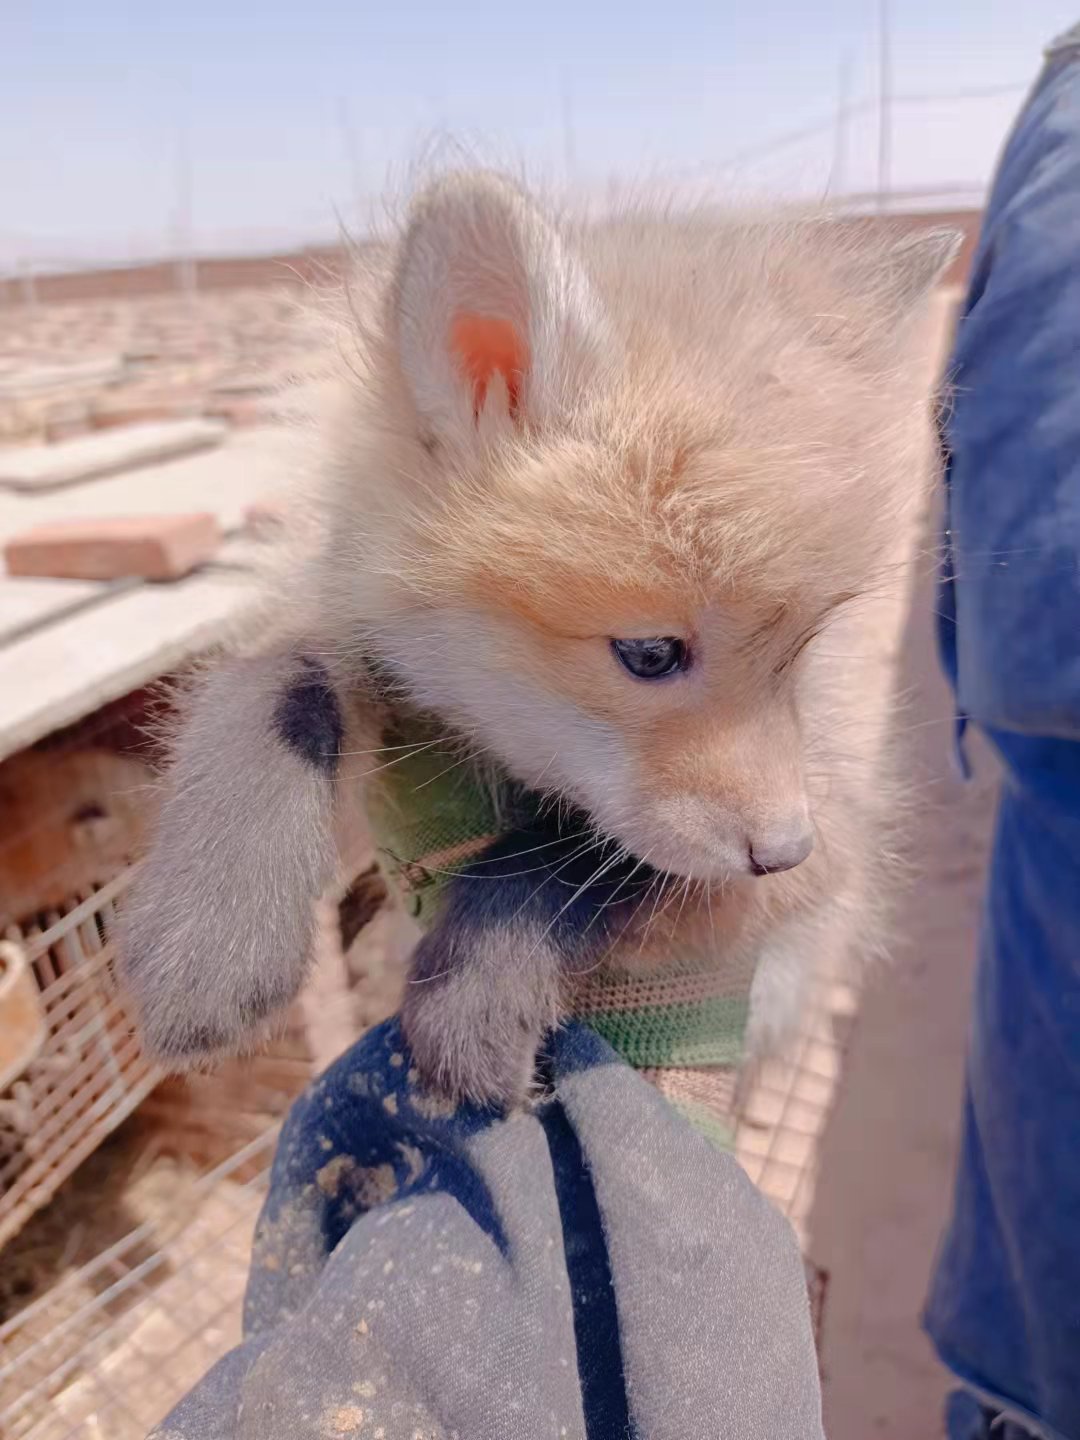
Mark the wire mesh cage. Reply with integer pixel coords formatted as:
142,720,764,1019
0,668,410,1437
736,957,859,1245
0,930,852,1438
0,870,410,1438
0,668,855,1434
0,629,862,1436
0,676,400,1246
0,690,167,1254
0,1129,276,1440
0,872,158,1255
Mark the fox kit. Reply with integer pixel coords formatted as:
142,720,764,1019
121,172,954,1106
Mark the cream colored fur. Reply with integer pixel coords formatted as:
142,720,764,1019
314,175,948,1031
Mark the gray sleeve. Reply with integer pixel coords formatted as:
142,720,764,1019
150,1019,823,1440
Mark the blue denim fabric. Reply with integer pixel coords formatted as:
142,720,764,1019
926,45,1080,1440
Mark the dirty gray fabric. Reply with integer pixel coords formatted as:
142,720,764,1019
150,1020,823,1440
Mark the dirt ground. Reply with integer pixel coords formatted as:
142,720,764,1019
0,210,981,308
813,518,1000,1437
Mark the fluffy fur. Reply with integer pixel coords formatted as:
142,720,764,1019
121,171,954,1104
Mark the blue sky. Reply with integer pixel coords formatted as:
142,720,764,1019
1,1,1076,267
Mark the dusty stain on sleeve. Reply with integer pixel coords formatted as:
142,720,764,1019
321,1404,365,1435
248,1191,332,1299
409,1089,457,1121
316,1155,399,1209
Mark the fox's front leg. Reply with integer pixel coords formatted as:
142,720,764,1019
401,821,649,1108
121,647,362,1064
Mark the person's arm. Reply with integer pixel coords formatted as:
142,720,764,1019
942,47,1080,741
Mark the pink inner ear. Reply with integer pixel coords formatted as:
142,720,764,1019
450,312,529,419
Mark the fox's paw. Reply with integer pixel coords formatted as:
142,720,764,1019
400,924,563,1111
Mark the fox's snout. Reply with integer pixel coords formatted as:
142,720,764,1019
747,823,815,877
638,787,815,882
614,701,816,883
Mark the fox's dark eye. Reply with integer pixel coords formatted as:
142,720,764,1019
611,637,689,679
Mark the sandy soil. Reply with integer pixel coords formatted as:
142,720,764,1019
813,522,1000,1437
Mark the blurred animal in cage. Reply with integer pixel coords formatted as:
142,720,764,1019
0,746,156,932
0,731,406,1225
0,747,156,1173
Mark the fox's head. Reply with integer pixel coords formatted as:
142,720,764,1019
328,173,954,884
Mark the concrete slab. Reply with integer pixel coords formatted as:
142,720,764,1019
0,570,259,762
0,576,108,646
0,425,297,545
0,420,226,493
0,356,126,398
207,532,273,572
0,423,296,756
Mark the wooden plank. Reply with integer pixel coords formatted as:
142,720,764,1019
0,420,226,493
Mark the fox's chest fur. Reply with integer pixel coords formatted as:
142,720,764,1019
120,172,953,1106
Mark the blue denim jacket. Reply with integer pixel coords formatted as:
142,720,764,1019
926,39,1080,1440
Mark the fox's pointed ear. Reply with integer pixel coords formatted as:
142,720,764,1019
883,227,962,311
392,171,610,439
811,223,962,363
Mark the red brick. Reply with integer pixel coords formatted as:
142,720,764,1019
4,513,222,582
91,398,203,430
